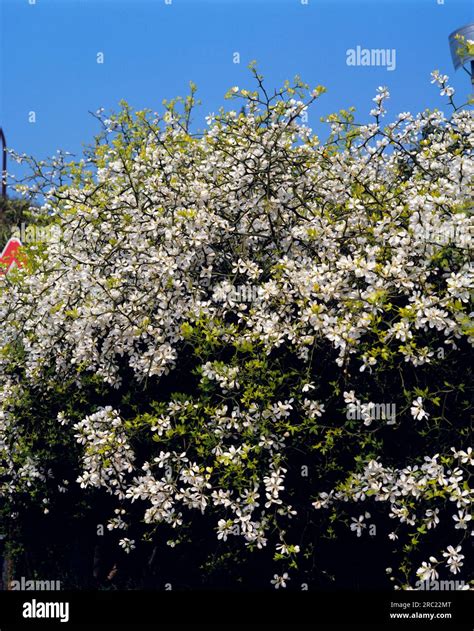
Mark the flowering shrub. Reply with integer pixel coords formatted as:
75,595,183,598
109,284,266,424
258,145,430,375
1,65,472,590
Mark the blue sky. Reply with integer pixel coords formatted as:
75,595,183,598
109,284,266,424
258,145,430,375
1,0,473,184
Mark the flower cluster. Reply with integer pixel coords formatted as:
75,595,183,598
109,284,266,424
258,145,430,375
0,68,472,589
313,450,473,588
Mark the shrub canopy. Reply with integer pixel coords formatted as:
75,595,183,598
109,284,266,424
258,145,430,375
1,67,472,590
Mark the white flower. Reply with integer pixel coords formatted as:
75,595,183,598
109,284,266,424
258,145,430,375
57,411,69,426
270,572,289,589
425,508,440,529
343,390,357,404
453,511,472,530
442,545,464,574
452,447,473,466
410,397,429,421
216,519,234,541
449,488,471,509
118,538,135,553
276,543,300,556
440,86,455,97
350,515,367,537
153,451,171,468
416,561,439,582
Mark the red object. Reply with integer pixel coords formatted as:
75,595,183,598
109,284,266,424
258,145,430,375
0,238,24,275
